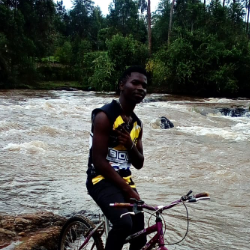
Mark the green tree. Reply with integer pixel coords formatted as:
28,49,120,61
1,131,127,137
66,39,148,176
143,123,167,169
55,1,71,37
89,52,115,90
55,41,72,64
16,0,56,57
90,6,106,50
107,0,147,42
147,0,152,53
0,32,9,85
106,34,149,72
246,0,250,34
69,0,94,39
152,0,171,49
174,0,205,34
0,2,37,86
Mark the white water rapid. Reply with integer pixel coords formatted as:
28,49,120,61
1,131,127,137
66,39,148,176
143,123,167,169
0,90,249,249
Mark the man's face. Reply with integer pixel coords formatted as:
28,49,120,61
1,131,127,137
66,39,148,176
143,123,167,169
120,72,147,104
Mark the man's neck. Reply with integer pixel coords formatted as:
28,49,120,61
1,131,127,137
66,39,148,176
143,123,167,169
118,97,135,116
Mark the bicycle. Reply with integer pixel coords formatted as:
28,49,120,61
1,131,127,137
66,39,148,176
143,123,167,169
58,190,210,250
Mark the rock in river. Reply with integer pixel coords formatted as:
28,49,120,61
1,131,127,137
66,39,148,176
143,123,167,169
0,211,66,250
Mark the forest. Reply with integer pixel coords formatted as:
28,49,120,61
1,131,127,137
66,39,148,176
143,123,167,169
0,0,250,97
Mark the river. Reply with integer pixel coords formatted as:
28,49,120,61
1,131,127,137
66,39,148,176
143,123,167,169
0,90,249,249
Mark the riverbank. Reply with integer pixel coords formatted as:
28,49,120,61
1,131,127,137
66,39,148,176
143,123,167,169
0,212,65,250
0,211,101,250
20,81,89,91
2,81,250,98
1,81,160,93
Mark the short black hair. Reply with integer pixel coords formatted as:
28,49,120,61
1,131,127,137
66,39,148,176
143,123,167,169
117,65,148,94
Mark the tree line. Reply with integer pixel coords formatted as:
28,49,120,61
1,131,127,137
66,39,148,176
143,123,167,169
0,0,250,97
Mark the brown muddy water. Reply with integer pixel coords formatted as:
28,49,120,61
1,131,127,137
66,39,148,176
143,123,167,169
0,90,249,249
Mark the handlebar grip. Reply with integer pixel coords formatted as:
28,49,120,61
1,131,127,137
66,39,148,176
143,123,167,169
194,192,209,198
110,203,131,208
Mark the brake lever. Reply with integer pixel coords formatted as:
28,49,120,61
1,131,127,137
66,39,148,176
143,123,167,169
188,198,197,202
181,190,193,201
120,212,135,218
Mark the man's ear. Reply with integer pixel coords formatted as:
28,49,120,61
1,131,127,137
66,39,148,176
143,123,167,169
119,81,124,92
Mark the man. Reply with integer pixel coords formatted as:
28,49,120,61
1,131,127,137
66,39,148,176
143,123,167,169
86,66,147,250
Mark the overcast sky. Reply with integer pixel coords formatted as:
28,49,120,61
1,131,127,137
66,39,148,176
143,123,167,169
61,0,160,15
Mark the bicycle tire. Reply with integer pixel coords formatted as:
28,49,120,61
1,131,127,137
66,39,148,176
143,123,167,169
58,215,104,250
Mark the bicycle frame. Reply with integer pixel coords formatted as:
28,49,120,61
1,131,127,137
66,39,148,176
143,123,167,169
75,191,210,250
79,212,168,250
78,220,105,250
124,213,168,250
78,214,110,250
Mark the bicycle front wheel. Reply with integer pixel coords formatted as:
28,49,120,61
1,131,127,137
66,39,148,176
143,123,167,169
58,215,104,250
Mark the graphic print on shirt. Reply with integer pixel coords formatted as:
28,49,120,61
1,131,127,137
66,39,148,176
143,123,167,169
107,115,141,171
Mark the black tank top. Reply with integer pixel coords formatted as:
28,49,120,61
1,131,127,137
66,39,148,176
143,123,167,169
87,100,142,188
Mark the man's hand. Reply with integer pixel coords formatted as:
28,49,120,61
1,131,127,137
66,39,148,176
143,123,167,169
124,186,140,202
115,123,144,170
115,125,133,149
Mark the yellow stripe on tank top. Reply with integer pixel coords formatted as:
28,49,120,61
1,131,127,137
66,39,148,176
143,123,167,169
92,174,136,188
130,121,141,141
123,175,136,188
92,175,105,185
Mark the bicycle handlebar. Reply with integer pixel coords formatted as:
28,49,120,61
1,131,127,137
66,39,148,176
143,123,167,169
110,191,210,213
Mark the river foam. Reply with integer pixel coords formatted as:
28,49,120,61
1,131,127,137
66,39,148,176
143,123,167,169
3,141,48,153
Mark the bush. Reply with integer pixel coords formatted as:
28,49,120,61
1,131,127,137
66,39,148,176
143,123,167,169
148,31,250,96
89,52,115,91
106,34,149,72
146,59,167,87
55,41,72,64
38,66,73,81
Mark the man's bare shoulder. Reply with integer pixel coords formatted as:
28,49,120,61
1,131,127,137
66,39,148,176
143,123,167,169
93,111,111,130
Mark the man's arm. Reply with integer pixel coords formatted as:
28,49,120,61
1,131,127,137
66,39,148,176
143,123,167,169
92,111,140,200
129,127,144,169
